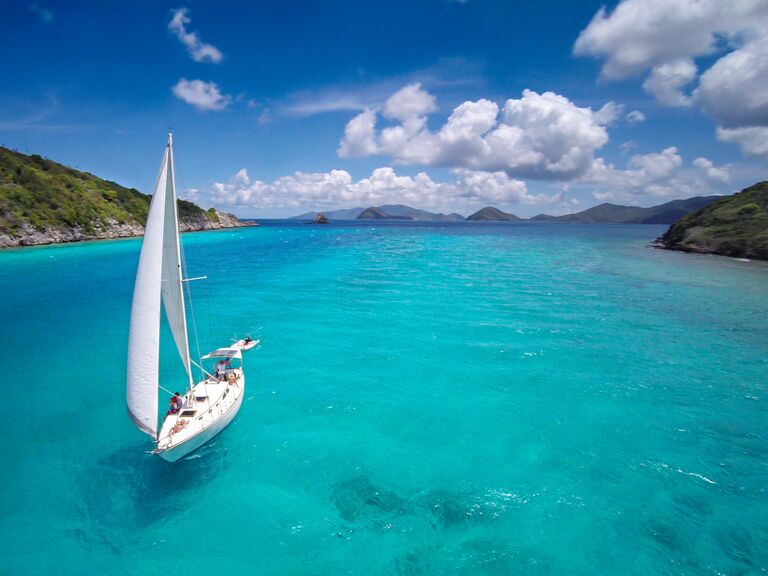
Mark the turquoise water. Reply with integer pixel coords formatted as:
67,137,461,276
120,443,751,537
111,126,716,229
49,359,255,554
1,222,766,575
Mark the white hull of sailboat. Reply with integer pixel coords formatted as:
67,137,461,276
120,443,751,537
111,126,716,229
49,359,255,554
158,391,243,462
156,373,245,462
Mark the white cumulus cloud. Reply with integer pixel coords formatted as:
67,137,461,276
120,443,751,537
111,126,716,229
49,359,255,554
172,79,231,111
693,157,731,183
626,110,646,123
695,34,768,129
337,108,378,157
593,101,625,125
339,85,618,180
383,82,437,121
716,126,768,159
574,0,768,159
194,166,561,215
583,147,732,200
169,8,223,63
573,0,767,79
642,59,697,107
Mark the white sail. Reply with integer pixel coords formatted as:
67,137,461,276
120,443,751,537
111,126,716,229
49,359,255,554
126,134,248,459
161,135,193,386
126,146,169,437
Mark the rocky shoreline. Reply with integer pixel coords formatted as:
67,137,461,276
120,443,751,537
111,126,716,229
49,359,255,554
0,210,253,249
651,238,768,261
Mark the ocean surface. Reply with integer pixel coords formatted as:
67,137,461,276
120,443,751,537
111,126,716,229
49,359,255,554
1,221,766,575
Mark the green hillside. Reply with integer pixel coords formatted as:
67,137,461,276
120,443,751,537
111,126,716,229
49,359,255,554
531,196,721,224
0,146,219,235
357,206,413,220
661,182,768,260
466,206,521,221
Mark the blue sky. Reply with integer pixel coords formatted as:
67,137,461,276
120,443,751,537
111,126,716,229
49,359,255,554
1,0,766,217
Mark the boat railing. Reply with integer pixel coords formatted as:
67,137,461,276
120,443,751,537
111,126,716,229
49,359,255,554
198,381,238,429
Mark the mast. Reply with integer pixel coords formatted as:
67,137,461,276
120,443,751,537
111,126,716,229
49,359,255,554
162,133,195,395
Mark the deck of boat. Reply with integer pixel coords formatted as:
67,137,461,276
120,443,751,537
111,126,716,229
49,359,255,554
156,369,244,452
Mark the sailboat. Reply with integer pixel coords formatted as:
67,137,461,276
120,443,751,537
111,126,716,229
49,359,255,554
126,133,250,462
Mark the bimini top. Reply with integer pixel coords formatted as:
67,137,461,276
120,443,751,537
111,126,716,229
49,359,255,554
202,348,243,360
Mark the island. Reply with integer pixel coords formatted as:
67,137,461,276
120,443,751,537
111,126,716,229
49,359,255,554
292,197,722,225
357,206,413,220
531,196,722,224
313,212,330,224
658,181,768,260
466,206,522,221
0,146,251,248
292,205,463,221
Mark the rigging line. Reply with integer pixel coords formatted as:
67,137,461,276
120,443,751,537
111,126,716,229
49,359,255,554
184,261,204,380
204,243,213,355
180,215,210,411
159,384,177,396
190,359,215,380
174,140,212,418
198,261,213,413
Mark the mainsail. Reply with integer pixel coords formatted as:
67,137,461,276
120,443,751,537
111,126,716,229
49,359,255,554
126,134,192,438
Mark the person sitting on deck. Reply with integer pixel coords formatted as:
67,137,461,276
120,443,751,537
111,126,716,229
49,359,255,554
215,360,227,381
168,392,183,414
244,336,252,344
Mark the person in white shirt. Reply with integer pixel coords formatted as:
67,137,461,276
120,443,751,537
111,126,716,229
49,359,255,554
216,360,227,381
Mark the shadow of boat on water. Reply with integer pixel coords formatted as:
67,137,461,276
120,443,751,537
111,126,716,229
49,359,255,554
67,440,228,551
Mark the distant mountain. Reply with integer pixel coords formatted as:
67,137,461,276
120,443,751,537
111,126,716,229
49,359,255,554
357,206,413,220
660,182,768,260
532,196,723,224
289,196,725,225
375,204,465,221
291,204,464,221
0,146,246,248
290,207,365,220
466,206,522,221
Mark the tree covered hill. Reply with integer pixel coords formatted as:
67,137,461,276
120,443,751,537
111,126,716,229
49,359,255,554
466,206,522,221
660,182,768,260
0,146,243,247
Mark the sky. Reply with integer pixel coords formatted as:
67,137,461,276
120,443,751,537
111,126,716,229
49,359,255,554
1,0,767,217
